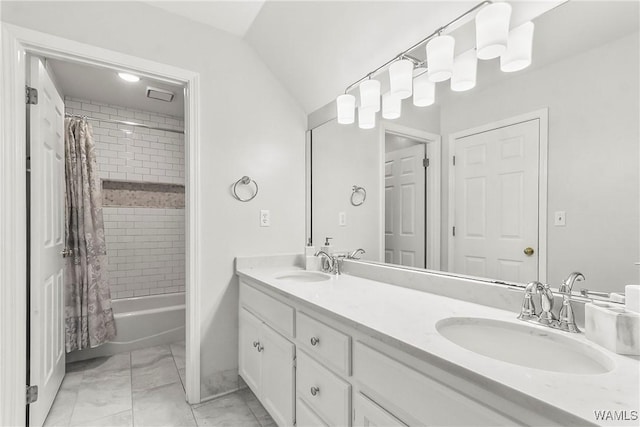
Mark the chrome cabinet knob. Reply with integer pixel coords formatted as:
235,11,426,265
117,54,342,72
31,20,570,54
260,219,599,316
256,344,264,352
253,341,259,348
61,248,73,257
310,337,320,346
310,386,320,396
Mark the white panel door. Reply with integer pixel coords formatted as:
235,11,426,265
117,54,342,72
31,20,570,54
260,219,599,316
384,144,426,268
29,57,66,427
261,323,295,427
239,308,263,397
353,393,407,427
453,119,539,282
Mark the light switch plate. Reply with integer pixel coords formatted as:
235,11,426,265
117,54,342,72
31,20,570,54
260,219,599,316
554,211,566,226
260,210,270,227
339,212,347,226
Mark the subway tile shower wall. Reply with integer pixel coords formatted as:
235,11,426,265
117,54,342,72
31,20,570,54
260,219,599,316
65,97,185,299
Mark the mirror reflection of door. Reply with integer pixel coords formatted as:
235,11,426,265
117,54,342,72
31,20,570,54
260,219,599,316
451,119,540,283
384,133,426,268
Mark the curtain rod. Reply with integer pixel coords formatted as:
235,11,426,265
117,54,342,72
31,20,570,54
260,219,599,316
65,113,184,135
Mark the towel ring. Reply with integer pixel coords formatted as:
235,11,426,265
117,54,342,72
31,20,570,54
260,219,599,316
232,176,259,202
350,185,366,206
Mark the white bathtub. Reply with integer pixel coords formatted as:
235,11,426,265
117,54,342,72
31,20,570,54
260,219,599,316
67,292,185,363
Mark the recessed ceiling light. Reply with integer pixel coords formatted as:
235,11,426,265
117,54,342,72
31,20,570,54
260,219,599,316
118,72,140,82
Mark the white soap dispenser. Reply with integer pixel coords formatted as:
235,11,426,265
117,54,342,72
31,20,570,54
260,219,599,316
320,237,333,254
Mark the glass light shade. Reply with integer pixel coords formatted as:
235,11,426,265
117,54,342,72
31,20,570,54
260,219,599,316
358,107,376,129
359,79,381,112
412,68,435,107
336,94,356,124
451,49,478,92
389,59,413,99
500,21,535,72
426,35,455,82
382,92,401,119
475,2,512,60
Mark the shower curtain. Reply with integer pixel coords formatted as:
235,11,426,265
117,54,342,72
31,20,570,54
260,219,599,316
64,117,116,352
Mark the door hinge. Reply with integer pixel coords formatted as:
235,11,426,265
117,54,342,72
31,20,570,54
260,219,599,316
452,155,456,166
452,226,456,237
423,157,430,168
26,385,38,404
25,86,38,105
26,156,31,173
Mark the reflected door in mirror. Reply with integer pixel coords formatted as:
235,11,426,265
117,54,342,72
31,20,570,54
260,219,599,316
385,142,426,268
452,119,539,282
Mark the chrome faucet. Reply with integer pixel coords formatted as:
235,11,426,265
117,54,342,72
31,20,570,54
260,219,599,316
557,272,584,333
518,281,556,324
517,273,583,333
314,250,335,274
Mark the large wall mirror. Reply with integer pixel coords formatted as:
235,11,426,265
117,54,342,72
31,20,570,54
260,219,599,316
309,1,639,294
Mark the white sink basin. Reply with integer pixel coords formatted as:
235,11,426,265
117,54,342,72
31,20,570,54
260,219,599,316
436,317,613,374
274,271,331,283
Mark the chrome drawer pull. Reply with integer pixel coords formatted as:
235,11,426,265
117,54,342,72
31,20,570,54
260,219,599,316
257,344,264,352
310,386,320,396
310,337,320,346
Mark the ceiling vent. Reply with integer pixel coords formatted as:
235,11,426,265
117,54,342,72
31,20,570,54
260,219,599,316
146,86,175,102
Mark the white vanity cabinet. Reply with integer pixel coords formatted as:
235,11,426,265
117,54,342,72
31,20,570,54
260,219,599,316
238,277,561,427
239,284,295,427
353,393,407,427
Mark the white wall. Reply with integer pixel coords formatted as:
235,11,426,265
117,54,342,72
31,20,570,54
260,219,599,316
440,32,639,292
1,1,307,399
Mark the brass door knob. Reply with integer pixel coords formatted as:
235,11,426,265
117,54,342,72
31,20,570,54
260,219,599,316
524,247,535,256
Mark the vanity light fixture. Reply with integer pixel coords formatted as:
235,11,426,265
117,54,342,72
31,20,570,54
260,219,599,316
336,94,356,124
451,49,478,91
382,92,402,119
358,106,376,129
413,68,436,107
475,2,512,60
118,72,140,82
500,21,535,72
426,35,455,82
359,78,381,112
389,59,414,99
335,1,528,127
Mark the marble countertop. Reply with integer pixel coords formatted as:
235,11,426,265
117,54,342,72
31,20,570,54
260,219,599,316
236,266,640,427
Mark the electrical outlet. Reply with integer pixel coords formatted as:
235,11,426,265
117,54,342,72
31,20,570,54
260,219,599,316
260,210,270,227
554,211,566,226
339,212,347,226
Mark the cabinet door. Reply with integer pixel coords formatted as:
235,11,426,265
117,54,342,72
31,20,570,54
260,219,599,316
239,308,263,396
354,393,407,427
297,398,329,427
261,323,295,427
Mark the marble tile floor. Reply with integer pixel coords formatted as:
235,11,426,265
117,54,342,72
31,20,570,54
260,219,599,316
44,342,275,427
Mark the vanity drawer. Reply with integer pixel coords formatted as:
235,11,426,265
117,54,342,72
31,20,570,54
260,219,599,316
239,281,294,338
296,397,329,427
353,341,513,426
297,350,351,427
297,311,351,376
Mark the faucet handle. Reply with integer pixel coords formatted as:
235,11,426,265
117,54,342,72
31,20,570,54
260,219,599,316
518,281,540,320
558,298,580,333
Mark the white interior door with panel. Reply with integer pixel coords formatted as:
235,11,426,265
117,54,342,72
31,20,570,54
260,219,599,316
29,56,66,427
384,143,426,268
451,119,540,282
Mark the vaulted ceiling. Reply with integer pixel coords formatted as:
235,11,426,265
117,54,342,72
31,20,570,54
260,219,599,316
144,1,568,113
